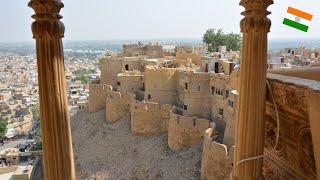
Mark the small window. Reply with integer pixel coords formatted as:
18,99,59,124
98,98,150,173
198,85,200,91
218,108,224,115
148,94,151,99
228,100,234,107
226,90,229,99
185,83,188,90
125,64,129,71
184,105,188,110
117,82,121,86
211,86,215,95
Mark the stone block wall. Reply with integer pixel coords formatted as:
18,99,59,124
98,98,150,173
88,80,112,113
168,111,210,150
99,58,123,89
106,89,135,123
176,52,203,65
144,67,178,104
117,73,143,94
131,100,172,135
223,90,238,148
177,71,211,118
201,128,234,180
122,57,142,71
209,72,238,134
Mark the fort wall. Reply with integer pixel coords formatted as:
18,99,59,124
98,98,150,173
201,128,234,180
99,58,123,89
88,80,112,113
106,89,135,122
176,53,203,65
122,57,142,71
223,90,238,148
123,44,163,58
131,100,172,135
177,71,211,118
144,67,178,104
168,111,210,150
210,72,235,134
117,73,143,94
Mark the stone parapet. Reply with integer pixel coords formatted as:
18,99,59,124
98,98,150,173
201,128,234,180
88,81,112,113
168,111,210,150
106,89,135,122
131,100,172,135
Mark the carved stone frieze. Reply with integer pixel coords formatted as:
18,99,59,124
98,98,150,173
264,113,286,157
266,81,308,122
297,127,316,177
264,79,317,180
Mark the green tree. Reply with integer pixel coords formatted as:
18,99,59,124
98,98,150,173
0,117,8,138
202,28,242,52
32,128,42,151
225,32,242,51
72,75,90,84
31,104,40,124
31,104,42,150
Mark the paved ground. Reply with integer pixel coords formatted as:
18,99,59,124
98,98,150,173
0,137,33,151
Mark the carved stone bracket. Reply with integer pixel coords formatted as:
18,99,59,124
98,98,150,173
240,0,273,32
29,0,65,39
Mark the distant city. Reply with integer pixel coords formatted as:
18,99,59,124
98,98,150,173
1,39,320,60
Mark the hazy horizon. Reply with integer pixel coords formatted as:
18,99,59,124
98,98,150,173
0,0,319,42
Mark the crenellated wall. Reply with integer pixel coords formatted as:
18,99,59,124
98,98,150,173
131,100,172,135
106,88,135,122
168,110,210,150
88,80,112,113
201,128,234,180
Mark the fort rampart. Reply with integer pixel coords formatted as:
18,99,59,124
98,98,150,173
88,80,112,113
168,110,210,150
131,100,172,135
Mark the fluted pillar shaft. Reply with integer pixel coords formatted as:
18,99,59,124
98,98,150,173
234,0,273,179
29,0,75,179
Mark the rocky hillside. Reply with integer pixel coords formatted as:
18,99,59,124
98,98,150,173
71,108,202,180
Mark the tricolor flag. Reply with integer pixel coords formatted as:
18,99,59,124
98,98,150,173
283,7,313,32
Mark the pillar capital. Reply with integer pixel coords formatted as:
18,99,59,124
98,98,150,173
28,0,64,39
240,0,273,33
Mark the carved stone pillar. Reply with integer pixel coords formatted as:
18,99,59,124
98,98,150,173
234,0,273,179
28,0,75,179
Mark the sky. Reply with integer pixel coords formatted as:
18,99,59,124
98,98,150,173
0,0,319,42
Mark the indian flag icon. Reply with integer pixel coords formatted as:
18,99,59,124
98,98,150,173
283,7,313,32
